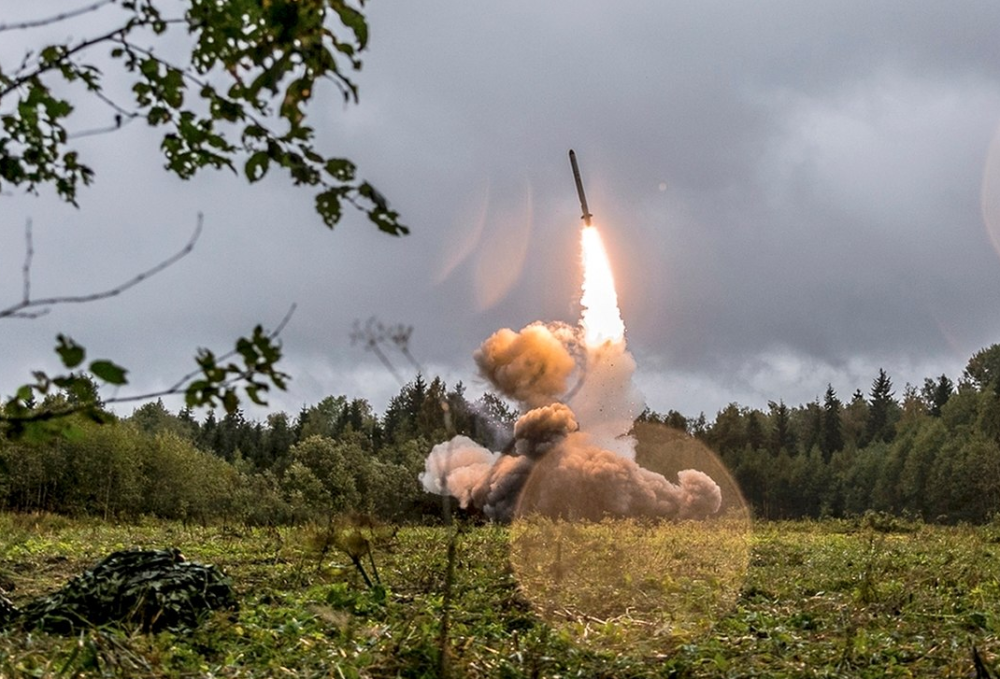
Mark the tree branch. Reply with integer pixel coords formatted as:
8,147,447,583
21,219,34,310
0,15,182,98
0,25,130,98
1,303,297,427
1,214,203,320
138,303,297,402
0,0,116,34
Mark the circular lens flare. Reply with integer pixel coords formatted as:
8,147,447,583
509,422,751,655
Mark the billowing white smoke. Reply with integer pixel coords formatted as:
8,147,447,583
420,322,722,522
419,436,498,509
572,341,643,459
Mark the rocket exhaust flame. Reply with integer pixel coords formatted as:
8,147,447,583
580,225,625,347
571,150,625,346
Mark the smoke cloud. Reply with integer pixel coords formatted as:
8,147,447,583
419,436,498,509
473,322,578,409
421,322,723,522
517,434,723,521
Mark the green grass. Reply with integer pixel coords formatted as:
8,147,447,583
0,512,998,677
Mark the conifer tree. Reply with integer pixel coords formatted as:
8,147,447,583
767,400,795,455
864,369,898,446
820,385,844,460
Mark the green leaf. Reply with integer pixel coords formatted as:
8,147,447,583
324,158,355,182
55,335,85,368
222,389,239,414
139,57,159,79
185,380,212,408
316,188,344,228
148,106,171,126
333,4,369,49
89,360,128,385
246,385,268,406
244,151,269,182
14,384,34,404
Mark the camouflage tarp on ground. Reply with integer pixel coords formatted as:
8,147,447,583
0,548,236,634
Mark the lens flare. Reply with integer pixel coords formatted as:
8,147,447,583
982,123,1000,260
580,226,625,346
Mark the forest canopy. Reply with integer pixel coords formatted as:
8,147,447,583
3,344,1000,524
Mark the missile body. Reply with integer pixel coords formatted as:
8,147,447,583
568,149,593,226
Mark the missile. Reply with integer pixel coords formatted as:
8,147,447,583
568,149,593,226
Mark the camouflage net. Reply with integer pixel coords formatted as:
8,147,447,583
0,548,236,634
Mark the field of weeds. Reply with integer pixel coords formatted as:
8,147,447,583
0,512,998,677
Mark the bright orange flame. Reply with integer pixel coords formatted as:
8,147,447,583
580,225,625,346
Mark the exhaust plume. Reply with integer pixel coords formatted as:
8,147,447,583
420,224,722,522
420,436,498,509
473,322,578,409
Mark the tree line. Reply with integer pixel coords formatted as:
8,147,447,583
3,345,1000,524
0,376,514,525
647,344,1000,523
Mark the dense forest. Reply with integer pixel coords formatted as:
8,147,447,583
3,344,1000,525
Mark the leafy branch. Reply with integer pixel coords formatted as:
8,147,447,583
1,215,294,439
1,310,295,440
0,0,407,234
1,2,409,439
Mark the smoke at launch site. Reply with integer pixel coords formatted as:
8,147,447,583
420,319,723,522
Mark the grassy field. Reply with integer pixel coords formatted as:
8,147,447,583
0,512,999,677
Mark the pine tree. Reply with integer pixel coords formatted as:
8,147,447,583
691,412,708,438
745,411,766,451
820,385,844,460
796,400,823,456
768,400,796,455
864,369,898,446
706,403,745,458
260,412,295,469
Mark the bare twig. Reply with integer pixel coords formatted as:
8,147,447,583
1,214,204,320
0,0,115,33
91,88,140,120
388,324,423,374
350,317,425,385
67,118,133,140
68,90,140,140
351,317,406,385
21,219,33,308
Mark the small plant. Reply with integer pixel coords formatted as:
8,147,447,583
858,509,920,534
306,513,396,591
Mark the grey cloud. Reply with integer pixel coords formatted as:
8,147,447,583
4,2,1000,422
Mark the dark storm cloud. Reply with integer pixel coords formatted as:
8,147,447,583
4,2,1000,420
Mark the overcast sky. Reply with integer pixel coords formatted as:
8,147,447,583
4,1,1000,421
